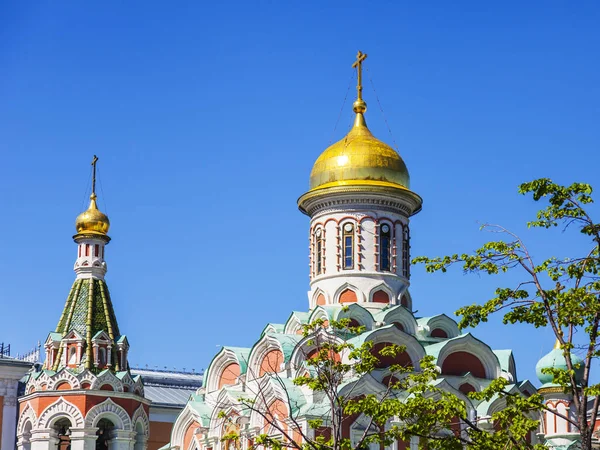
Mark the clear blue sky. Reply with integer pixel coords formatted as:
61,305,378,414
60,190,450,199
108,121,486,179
1,1,599,384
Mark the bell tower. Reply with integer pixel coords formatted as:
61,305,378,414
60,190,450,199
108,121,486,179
17,157,150,450
298,52,422,311
73,155,110,280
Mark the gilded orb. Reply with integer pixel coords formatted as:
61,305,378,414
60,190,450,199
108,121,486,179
75,194,110,235
308,113,410,192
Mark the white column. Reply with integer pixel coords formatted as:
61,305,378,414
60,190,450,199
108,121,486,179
30,429,59,450
108,429,136,450
1,387,18,450
70,427,99,450
133,435,148,450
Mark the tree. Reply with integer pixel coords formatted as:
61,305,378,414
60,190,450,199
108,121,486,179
413,179,600,449
214,316,542,450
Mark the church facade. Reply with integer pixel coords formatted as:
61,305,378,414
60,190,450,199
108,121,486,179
163,53,545,450
15,165,151,450
12,53,589,450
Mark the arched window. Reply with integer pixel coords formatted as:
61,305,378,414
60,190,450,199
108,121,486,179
402,225,410,278
314,228,323,275
379,223,391,271
342,223,354,269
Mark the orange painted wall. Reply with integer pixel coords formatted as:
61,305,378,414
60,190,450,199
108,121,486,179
259,350,284,376
441,352,486,378
23,392,147,420
339,289,357,303
372,290,389,304
264,399,288,432
218,363,241,389
148,421,174,450
183,420,201,450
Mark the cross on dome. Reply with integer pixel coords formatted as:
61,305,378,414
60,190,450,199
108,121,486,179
91,154,99,196
75,155,110,237
352,50,368,102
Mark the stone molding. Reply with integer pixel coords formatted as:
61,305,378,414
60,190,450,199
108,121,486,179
17,401,37,435
300,189,421,217
131,404,150,435
37,397,85,428
84,398,132,430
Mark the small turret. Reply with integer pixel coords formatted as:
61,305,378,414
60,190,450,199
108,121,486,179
536,339,582,449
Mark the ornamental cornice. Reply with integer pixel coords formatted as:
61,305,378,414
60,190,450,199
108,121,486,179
298,185,422,217
73,233,111,244
85,398,132,430
19,388,151,405
306,196,415,217
538,386,568,395
26,367,143,398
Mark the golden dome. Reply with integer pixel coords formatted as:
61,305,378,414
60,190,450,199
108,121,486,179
75,194,110,235
308,110,409,192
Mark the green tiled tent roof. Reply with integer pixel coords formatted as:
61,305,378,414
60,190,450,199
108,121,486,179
56,278,120,337
52,278,121,371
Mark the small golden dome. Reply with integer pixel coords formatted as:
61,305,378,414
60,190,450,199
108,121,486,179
75,194,110,235
309,111,410,191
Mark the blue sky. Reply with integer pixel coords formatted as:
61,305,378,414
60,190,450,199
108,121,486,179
1,1,599,383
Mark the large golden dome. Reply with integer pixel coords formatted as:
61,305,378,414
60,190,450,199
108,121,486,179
309,110,409,191
299,51,421,217
75,194,110,235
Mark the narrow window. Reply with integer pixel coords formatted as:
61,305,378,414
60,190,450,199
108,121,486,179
85,244,90,256
402,225,410,277
380,224,391,271
342,223,354,269
315,228,323,275
98,347,107,366
94,244,99,257
78,245,82,257
68,347,77,365
101,246,104,259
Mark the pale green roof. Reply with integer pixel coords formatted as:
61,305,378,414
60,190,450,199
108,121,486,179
493,350,515,375
265,333,302,361
261,323,285,336
48,332,63,342
188,394,213,427
222,347,251,374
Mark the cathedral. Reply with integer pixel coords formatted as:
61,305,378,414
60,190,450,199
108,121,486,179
11,53,585,450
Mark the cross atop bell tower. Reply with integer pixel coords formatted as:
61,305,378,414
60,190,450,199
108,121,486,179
91,154,98,196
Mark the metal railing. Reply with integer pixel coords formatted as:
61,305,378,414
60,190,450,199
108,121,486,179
0,342,10,358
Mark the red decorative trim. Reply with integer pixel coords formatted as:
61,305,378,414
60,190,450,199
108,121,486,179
374,222,379,269
336,226,341,271
322,228,326,274
356,222,362,269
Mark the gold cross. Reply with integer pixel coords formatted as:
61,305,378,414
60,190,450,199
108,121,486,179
91,155,98,196
351,51,368,100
